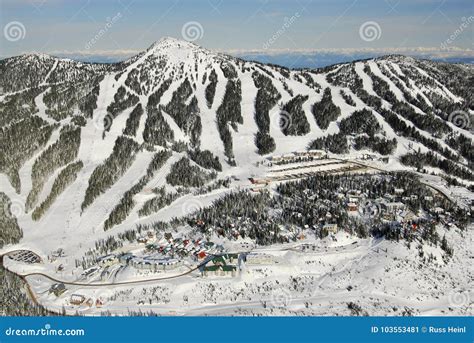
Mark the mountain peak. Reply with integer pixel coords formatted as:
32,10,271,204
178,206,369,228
148,36,199,51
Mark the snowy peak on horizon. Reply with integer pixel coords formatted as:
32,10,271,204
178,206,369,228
148,36,200,50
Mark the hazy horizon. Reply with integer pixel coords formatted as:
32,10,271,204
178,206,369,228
1,38,473,71
1,0,473,68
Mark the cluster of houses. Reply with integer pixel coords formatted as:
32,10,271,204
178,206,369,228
92,232,224,274
95,252,184,272
144,237,222,261
339,186,454,228
48,284,104,308
69,294,104,307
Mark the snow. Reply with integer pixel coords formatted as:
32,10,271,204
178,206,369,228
1,38,473,317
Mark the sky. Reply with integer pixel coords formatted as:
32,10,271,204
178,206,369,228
0,0,473,67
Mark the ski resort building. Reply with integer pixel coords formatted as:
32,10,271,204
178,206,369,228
202,265,238,277
130,256,183,271
245,252,275,265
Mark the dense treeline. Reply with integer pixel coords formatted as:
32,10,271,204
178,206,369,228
281,95,310,136
26,125,81,210
216,79,242,164
0,87,44,126
400,151,474,181
339,109,380,136
0,116,56,193
0,267,57,316
252,72,281,154
340,90,356,106
166,157,216,188
32,161,83,220
125,68,142,95
308,132,348,154
138,186,180,217
445,133,474,165
188,149,222,171
377,107,459,162
105,86,139,132
43,85,79,121
163,78,202,147
143,107,174,146
81,136,141,210
123,103,144,137
0,192,23,247
312,87,341,130
78,81,101,118
205,69,218,108
104,150,172,230
143,80,174,147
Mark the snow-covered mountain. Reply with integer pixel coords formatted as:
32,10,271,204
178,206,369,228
1,37,473,316
1,37,473,241
1,37,473,239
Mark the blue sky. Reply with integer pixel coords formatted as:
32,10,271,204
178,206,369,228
1,0,473,64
